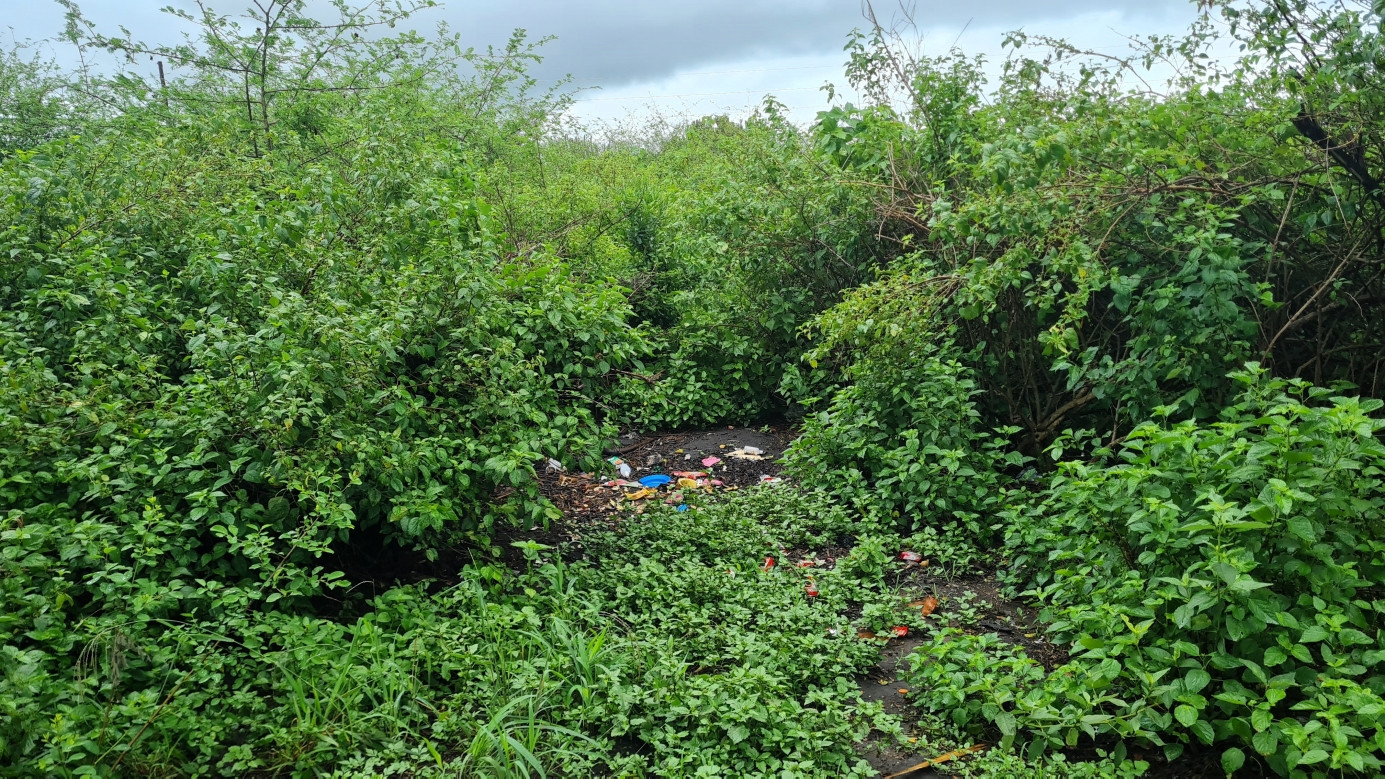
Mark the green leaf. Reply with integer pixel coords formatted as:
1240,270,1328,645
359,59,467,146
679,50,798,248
1300,626,1330,643
1185,669,1212,694
1297,748,1329,765
1286,516,1317,542
1175,704,1199,727
1221,747,1246,775
1338,628,1372,646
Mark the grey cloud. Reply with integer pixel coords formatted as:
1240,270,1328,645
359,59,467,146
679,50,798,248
9,0,1193,90
447,0,1191,88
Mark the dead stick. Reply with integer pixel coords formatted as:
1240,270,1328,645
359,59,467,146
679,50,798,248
885,743,988,778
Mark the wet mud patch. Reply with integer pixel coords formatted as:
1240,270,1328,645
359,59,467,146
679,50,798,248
856,634,944,777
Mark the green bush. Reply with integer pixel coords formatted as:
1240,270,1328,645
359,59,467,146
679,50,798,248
995,366,1385,774
786,343,1025,538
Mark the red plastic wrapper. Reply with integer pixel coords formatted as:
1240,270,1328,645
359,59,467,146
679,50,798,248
762,556,775,571
899,551,923,562
891,626,909,638
805,582,820,597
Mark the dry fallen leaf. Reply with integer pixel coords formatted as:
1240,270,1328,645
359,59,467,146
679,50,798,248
909,595,940,617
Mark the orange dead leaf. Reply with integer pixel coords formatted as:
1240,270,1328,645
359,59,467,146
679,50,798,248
911,595,939,616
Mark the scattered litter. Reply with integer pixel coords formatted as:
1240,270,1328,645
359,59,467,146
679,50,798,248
805,580,820,597
899,550,923,562
897,688,909,695
798,560,816,568
762,556,775,571
607,456,632,478
910,596,939,617
891,626,909,638
549,432,790,523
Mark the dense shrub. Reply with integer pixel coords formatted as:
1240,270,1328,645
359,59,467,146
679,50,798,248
980,368,1385,773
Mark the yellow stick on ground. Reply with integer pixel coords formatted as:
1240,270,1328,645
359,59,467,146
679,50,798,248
884,743,987,778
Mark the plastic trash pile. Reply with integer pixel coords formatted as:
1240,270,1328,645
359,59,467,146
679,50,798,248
601,443,785,514
600,464,731,512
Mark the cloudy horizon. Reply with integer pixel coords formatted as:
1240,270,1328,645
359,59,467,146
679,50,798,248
7,1,1209,125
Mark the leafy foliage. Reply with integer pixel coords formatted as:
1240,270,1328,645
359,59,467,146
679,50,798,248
7,0,1385,775
995,368,1385,773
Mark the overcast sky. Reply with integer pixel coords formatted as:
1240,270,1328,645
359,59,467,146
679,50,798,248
7,1,1206,125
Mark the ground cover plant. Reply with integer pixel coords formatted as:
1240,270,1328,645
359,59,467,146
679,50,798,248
4,0,1385,776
